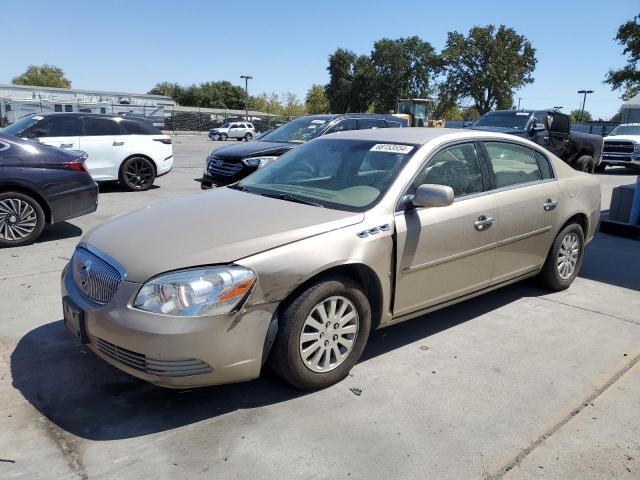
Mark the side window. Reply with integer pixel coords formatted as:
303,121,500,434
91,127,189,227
484,142,543,188
121,120,150,135
327,119,357,133
535,151,554,179
357,118,386,130
35,117,82,137
533,112,548,129
385,120,403,128
229,123,238,129
410,143,484,198
247,123,254,129
84,117,123,136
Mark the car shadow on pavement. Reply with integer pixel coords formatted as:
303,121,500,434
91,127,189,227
35,221,82,243
97,182,160,193
11,287,528,442
579,231,640,291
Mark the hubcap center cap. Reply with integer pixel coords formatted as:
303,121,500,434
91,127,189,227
9,215,17,223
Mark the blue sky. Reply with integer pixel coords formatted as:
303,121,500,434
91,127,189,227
1,0,637,119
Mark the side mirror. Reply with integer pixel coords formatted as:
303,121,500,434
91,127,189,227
529,123,545,133
410,184,454,209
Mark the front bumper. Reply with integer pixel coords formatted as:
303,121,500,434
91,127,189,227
601,152,640,166
61,265,278,388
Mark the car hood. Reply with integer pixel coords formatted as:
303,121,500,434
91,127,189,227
212,141,294,161
470,126,527,135
604,135,640,142
82,187,364,283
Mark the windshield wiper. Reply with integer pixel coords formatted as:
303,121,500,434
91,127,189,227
228,184,249,191
259,192,324,208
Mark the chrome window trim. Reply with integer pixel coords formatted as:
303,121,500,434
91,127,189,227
77,241,127,279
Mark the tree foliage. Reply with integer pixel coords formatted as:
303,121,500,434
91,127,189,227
305,84,330,113
441,25,536,114
12,64,71,88
148,81,246,109
570,109,593,123
604,12,640,100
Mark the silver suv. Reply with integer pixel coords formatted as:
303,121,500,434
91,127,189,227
209,122,256,141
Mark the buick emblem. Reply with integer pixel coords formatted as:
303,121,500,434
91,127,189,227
211,159,224,167
80,260,92,287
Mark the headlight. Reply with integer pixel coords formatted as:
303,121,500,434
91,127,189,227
241,156,278,169
634,144,640,153
134,266,255,317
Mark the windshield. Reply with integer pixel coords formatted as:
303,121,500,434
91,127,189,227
258,116,331,144
237,138,416,212
609,125,640,136
1,115,43,137
473,111,531,129
218,123,230,129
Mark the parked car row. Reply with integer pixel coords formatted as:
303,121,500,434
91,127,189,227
1,113,174,246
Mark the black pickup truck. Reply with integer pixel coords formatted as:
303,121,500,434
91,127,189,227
470,110,603,173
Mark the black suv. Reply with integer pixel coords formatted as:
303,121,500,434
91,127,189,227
201,113,406,188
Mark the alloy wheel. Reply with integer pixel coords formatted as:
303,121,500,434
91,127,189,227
124,159,154,190
557,232,580,279
299,295,359,373
0,198,37,241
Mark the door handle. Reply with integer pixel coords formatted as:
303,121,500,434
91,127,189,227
474,215,495,231
113,141,125,146
60,143,74,149
544,199,558,211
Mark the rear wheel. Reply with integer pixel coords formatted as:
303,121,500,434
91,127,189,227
269,276,371,389
0,192,45,247
119,156,156,191
245,132,253,141
538,223,585,291
575,155,595,174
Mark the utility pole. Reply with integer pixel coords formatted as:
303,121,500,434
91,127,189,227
240,75,253,121
517,97,522,110
577,90,593,123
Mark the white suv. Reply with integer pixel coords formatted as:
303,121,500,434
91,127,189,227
209,122,256,141
2,113,173,191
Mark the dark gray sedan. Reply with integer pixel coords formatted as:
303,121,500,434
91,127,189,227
0,133,98,247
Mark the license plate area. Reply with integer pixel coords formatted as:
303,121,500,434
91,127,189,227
63,296,88,343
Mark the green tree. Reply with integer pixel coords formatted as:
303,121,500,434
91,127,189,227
148,81,183,99
439,104,463,121
12,64,71,88
604,13,640,100
461,106,480,121
610,108,623,122
282,92,306,118
371,36,442,113
305,84,330,113
147,81,245,108
570,109,593,123
326,48,358,113
442,25,537,114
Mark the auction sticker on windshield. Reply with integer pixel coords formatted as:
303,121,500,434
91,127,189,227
370,144,414,154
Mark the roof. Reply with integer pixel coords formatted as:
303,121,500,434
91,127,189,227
0,83,173,100
321,127,521,144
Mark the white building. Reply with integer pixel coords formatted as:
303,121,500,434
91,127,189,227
0,83,174,126
621,93,640,123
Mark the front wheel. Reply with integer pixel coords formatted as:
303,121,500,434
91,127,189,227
119,156,156,191
538,223,585,291
594,163,606,173
219,133,228,141
269,277,371,389
0,191,46,247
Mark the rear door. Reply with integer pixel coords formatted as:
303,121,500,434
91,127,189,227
33,116,81,151
547,112,571,158
481,141,560,283
79,117,126,180
228,123,243,138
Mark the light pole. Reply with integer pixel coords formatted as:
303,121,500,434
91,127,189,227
517,97,522,110
577,90,593,123
553,106,563,112
240,75,253,121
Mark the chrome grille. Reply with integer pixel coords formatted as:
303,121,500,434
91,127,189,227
207,156,244,176
71,247,122,304
96,338,213,377
603,141,634,154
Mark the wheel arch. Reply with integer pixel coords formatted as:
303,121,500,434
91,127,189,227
119,153,157,178
0,182,52,223
277,263,385,330
558,212,589,239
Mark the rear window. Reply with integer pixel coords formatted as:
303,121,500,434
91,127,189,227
120,119,161,135
84,117,122,136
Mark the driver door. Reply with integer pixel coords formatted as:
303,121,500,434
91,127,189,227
394,142,497,316
30,116,81,151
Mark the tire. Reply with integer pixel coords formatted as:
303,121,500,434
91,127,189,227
594,163,606,173
0,191,46,248
269,276,371,389
119,156,156,191
575,155,595,174
219,133,228,141
538,223,585,291
245,132,253,141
